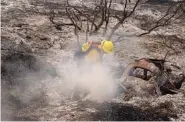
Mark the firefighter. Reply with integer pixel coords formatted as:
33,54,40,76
74,40,114,66
72,40,114,100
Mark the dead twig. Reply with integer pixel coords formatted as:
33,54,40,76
103,0,112,36
65,7,81,47
108,0,141,40
48,10,74,30
139,3,183,36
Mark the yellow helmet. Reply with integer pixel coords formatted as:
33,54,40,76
101,40,114,53
82,42,91,52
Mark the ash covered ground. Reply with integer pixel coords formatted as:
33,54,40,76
1,0,185,121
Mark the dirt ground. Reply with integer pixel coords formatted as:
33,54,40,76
1,0,185,121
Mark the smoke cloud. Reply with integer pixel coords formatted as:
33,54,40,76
1,51,121,120
63,60,118,102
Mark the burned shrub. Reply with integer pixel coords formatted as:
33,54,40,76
1,52,58,88
1,52,59,120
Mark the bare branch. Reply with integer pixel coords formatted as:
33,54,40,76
65,8,82,30
139,3,183,36
103,0,112,36
92,0,106,33
123,0,128,17
48,10,74,30
107,0,141,40
86,20,89,42
90,6,100,33
128,1,140,17
71,6,98,32
65,8,81,47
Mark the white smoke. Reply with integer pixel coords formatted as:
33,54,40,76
1,49,122,120
44,49,121,103
63,61,118,102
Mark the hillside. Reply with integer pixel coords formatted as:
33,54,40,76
1,0,185,121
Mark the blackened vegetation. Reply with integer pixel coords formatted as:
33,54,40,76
1,53,57,87
1,53,58,120
139,1,185,36
46,0,143,44
45,0,185,42
76,101,178,121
